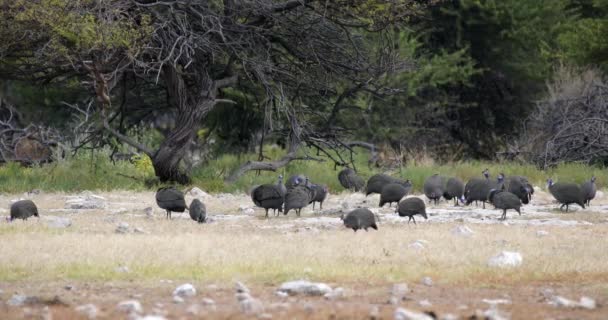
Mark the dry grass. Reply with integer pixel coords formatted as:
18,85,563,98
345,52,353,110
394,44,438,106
1,214,607,286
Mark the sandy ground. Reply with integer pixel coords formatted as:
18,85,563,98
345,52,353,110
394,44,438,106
0,187,607,319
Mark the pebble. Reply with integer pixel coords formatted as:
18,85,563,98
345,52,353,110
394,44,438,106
324,287,344,300
173,283,196,298
75,304,98,319
451,225,474,237
277,280,332,296
421,277,433,286
418,299,432,307
394,307,434,320
536,230,549,237
7,294,27,306
488,251,523,268
115,266,130,273
117,300,143,314
115,222,130,234
235,281,250,293
47,217,72,228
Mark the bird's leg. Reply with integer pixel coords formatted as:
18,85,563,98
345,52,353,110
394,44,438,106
312,202,315,210
412,216,417,225
566,204,569,212
320,202,323,210
265,209,269,218
482,201,486,209
407,216,412,224
166,210,170,219
559,204,565,211
501,209,507,220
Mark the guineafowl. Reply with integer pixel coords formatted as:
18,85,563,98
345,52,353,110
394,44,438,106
397,197,427,224
581,176,597,206
285,174,307,190
423,174,446,205
547,179,585,212
443,177,465,206
505,176,532,204
156,186,187,219
341,208,378,232
189,199,207,223
379,182,411,208
488,189,521,220
338,168,365,192
465,171,504,209
366,174,410,196
10,200,39,221
284,178,314,216
251,175,286,217
309,184,328,210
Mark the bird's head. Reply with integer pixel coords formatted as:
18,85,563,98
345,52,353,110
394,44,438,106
591,176,596,183
497,173,505,182
546,178,554,187
482,168,490,179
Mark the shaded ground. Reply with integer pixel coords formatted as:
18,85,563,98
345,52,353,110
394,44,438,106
0,188,607,319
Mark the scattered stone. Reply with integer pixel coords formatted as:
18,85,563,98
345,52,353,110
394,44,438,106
418,299,432,307
441,314,458,320
133,227,147,234
189,187,211,199
394,307,434,320
75,304,98,319
115,266,130,273
117,300,143,314
482,299,511,305
186,304,200,315
47,217,72,228
259,313,273,319
238,205,255,215
540,288,554,300
172,295,184,304
115,222,130,234
144,207,154,218
324,287,344,300
139,316,167,320
369,306,380,319
7,294,28,306
201,298,215,306
64,285,75,291
478,306,509,320
277,280,332,296
536,230,549,237
451,225,474,237
238,297,264,315
488,251,523,268
235,281,250,293
579,296,597,310
391,283,409,298
421,277,433,286
173,283,196,298
408,240,426,250
65,192,106,209
275,291,289,298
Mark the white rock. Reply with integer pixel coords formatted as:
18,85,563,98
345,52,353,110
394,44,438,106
139,316,167,320
391,283,409,298
173,295,184,304
75,304,98,319
418,300,432,307
488,251,523,268
421,277,433,286
595,190,604,199
369,306,380,319
441,314,458,320
144,207,154,217
189,187,211,199
277,280,332,296
238,205,255,215
239,297,264,315
579,296,596,310
201,298,215,306
394,307,434,320
115,222,130,234
117,300,143,314
65,193,106,209
275,291,289,298
536,230,549,237
173,283,196,298
481,306,509,320
47,217,72,228
133,227,147,234
7,294,28,306
408,240,426,250
550,295,577,307
482,299,511,305
324,287,344,300
115,266,130,273
235,281,250,293
451,225,474,237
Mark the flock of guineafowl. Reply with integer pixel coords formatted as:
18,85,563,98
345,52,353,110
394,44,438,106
6,168,598,232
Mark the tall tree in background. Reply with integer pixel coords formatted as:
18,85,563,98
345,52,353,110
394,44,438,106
0,0,421,183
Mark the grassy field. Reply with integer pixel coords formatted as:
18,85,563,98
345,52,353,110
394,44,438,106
0,146,605,193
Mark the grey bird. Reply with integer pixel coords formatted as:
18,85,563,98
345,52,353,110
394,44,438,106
581,176,597,207
251,175,286,217
488,189,522,220
547,178,585,212
443,177,465,206
10,200,39,221
285,174,307,190
309,184,328,210
465,171,504,209
396,197,428,224
189,199,207,223
505,176,532,204
366,174,410,196
284,178,314,216
341,208,378,232
423,174,446,205
379,181,412,208
338,168,365,192
156,186,187,219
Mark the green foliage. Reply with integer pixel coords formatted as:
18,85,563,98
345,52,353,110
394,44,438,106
0,146,604,193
